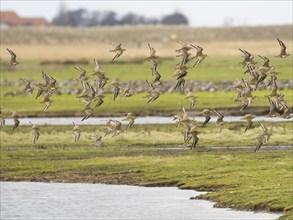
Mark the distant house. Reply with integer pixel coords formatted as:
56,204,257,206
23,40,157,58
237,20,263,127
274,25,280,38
0,11,48,28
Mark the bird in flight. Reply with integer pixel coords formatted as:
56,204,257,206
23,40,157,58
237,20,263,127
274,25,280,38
190,44,208,66
6,48,20,67
72,122,81,142
275,38,290,58
10,111,20,131
240,114,255,132
29,121,40,144
212,109,226,126
122,113,136,130
109,42,126,61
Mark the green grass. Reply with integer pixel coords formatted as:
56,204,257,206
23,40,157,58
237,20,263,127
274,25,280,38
1,56,292,116
1,123,292,219
1,56,292,82
1,89,292,116
1,122,292,148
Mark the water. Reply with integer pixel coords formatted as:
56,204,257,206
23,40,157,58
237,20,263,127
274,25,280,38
1,182,281,220
4,116,292,125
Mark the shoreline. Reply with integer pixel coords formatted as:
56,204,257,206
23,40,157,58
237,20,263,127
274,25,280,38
0,177,285,215
1,124,292,220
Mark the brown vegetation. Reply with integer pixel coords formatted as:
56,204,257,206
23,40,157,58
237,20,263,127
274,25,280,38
0,25,292,60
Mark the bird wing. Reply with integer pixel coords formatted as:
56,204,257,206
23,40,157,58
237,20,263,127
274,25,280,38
42,71,51,85
258,55,269,62
48,74,57,84
74,131,81,138
12,119,20,131
277,38,286,52
176,70,188,80
33,131,40,144
202,115,211,126
94,59,100,72
212,109,223,118
241,78,250,90
181,105,186,114
246,63,258,77
260,123,267,133
146,80,155,91
239,48,247,55
114,43,122,50
126,120,135,130
184,88,190,94
43,102,50,111
148,43,156,54
196,45,203,53
35,88,44,99
147,43,152,50
75,66,86,76
191,136,199,149
147,93,160,104
177,40,186,46
254,139,263,153
20,78,30,84
239,102,248,112
239,48,251,59
113,87,120,100
244,120,253,132
151,67,161,79
6,48,17,61
109,42,120,47
190,44,199,49
88,84,96,98
174,78,185,90
112,51,123,61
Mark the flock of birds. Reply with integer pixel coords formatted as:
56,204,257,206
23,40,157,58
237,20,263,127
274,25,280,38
0,38,291,152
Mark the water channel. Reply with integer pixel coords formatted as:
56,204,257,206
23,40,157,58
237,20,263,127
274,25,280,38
4,116,292,126
1,182,281,220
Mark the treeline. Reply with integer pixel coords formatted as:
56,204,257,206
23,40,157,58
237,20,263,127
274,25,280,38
52,8,188,26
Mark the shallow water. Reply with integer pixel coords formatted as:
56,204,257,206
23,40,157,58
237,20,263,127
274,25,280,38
1,182,281,220
4,116,292,125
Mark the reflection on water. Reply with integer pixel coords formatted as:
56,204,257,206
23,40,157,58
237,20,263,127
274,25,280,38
4,116,292,125
1,182,281,220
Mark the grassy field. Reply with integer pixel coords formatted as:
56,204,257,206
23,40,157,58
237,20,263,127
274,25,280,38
1,122,293,148
1,56,292,81
1,123,292,219
1,89,293,117
1,57,292,116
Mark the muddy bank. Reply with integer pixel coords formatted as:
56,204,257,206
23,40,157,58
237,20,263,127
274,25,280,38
16,106,288,118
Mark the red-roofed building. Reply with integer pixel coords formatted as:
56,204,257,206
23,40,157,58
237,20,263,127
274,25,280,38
0,11,48,27
21,17,48,26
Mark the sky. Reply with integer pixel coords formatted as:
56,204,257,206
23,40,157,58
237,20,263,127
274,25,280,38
1,0,292,27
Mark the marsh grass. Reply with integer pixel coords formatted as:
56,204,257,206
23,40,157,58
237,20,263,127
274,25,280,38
0,123,292,219
1,122,292,149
